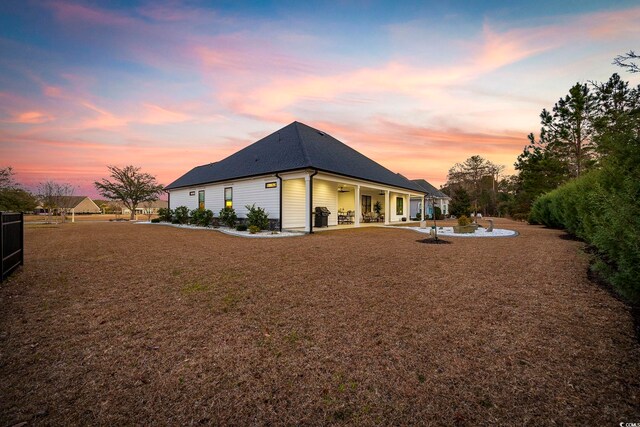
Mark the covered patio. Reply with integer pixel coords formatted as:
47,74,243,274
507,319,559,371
281,170,426,232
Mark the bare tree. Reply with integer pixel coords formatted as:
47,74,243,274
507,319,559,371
613,50,639,73
106,201,122,218
37,181,75,223
94,165,163,220
0,166,17,189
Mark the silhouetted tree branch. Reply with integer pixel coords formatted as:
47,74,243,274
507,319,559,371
613,51,639,73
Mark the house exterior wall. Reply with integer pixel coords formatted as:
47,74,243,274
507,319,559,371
168,187,195,211
410,199,422,218
410,197,449,217
337,191,355,212
168,169,425,230
390,192,409,222
440,199,449,215
282,178,306,229
168,176,280,219
312,179,338,226
231,179,279,218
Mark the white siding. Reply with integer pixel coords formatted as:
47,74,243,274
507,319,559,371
169,188,195,210
282,178,306,229
204,185,225,214
313,179,338,226
231,179,279,218
169,176,279,219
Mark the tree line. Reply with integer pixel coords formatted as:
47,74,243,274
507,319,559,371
442,65,639,222
441,54,639,302
0,165,164,221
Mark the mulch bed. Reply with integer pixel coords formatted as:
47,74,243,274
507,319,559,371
1,219,638,425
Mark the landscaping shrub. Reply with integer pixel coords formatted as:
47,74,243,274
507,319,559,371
529,192,561,228
190,208,214,227
245,203,269,230
248,225,260,234
236,224,247,231
219,207,237,228
157,207,173,222
457,215,471,226
174,206,190,224
150,218,161,223
529,169,640,302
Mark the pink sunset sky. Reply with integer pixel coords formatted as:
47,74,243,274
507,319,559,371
1,1,639,198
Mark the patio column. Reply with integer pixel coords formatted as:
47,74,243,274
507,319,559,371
354,185,361,227
421,196,425,221
304,174,311,232
404,193,409,220
384,190,390,225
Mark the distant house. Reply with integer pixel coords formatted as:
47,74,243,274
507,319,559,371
59,196,102,214
409,179,450,219
121,199,168,215
35,196,101,214
165,121,427,232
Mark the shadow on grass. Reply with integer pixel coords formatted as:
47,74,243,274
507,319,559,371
416,238,452,245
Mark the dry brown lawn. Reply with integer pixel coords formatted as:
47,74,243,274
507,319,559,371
1,219,638,425
24,214,157,223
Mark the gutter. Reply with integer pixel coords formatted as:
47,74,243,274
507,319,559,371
309,169,318,233
275,173,282,232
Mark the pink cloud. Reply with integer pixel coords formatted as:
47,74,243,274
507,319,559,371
43,85,63,97
304,118,526,187
4,111,55,124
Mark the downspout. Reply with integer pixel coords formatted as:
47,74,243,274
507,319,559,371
275,173,282,232
309,170,318,234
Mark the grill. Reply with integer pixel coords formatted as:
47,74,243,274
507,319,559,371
314,207,331,228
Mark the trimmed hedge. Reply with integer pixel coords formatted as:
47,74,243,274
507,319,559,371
529,169,640,302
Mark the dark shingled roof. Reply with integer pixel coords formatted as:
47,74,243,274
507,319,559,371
166,122,425,193
411,179,450,198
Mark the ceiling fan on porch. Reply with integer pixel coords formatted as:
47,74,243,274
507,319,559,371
338,186,350,193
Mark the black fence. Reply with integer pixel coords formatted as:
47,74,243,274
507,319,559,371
1,212,24,282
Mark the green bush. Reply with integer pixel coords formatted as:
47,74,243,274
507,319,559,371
150,218,161,223
157,207,173,222
174,206,190,224
457,215,471,226
245,203,269,230
529,169,640,302
219,207,237,228
190,208,214,227
248,225,260,234
236,224,248,231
